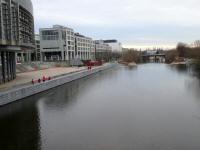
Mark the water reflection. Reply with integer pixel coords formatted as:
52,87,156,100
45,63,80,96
0,97,41,150
168,63,200,99
39,68,121,111
167,64,188,74
1,64,200,150
188,63,200,78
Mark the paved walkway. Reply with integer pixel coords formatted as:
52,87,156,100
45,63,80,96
0,67,86,92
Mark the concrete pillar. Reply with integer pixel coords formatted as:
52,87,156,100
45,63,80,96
89,52,91,60
40,52,43,62
67,52,69,60
67,51,69,60
15,53,17,64
26,52,29,62
61,51,64,61
72,51,75,59
29,52,31,62
1,52,6,83
5,52,8,81
21,52,24,63
6,52,10,81
0,52,2,84
0,51,17,83
11,52,15,80
70,52,73,60
71,51,73,59
10,53,13,80
13,52,16,79
9,52,13,80
40,52,42,61
68,52,70,60
64,51,66,60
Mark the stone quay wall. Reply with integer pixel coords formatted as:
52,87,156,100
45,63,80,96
0,63,116,106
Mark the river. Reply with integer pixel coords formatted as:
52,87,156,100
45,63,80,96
1,63,200,150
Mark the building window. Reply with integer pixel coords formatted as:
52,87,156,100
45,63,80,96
42,30,59,40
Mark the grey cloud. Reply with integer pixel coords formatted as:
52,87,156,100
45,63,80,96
32,0,200,48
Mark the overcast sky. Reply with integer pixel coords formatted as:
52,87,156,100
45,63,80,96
32,0,200,49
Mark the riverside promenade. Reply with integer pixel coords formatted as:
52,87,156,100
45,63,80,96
0,63,116,106
0,67,86,92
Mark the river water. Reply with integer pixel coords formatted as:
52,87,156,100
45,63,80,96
1,64,200,150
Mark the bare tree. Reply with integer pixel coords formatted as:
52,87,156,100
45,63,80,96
122,50,141,63
193,40,200,48
177,43,188,57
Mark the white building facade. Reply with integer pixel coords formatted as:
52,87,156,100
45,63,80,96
75,33,93,60
39,25,123,62
95,40,112,61
40,25,75,61
103,40,122,52
91,40,96,60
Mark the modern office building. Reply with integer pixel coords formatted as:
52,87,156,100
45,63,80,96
95,40,112,61
91,40,96,60
0,0,34,84
40,25,75,61
75,33,93,60
104,39,122,52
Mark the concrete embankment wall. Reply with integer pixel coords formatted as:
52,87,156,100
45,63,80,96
0,64,116,106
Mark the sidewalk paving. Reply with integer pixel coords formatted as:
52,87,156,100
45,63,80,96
0,67,86,92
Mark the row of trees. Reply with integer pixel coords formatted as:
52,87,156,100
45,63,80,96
121,49,142,63
165,42,200,63
112,40,200,64
192,40,200,48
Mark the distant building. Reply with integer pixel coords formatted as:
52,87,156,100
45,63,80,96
39,26,123,62
40,25,75,61
95,40,112,61
35,34,41,61
0,0,34,83
91,40,96,60
104,40,122,52
75,33,93,60
142,50,165,63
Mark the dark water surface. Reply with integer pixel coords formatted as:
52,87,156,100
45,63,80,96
1,64,200,150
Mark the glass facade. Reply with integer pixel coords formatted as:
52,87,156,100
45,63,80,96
41,30,59,41
0,0,34,84
0,0,34,46
40,26,76,61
